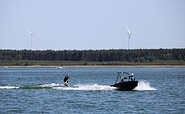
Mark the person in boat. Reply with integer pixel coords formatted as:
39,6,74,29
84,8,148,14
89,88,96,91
129,73,135,81
63,75,69,86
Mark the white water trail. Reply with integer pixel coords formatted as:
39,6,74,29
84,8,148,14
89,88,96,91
0,86,19,89
134,80,157,91
41,83,62,87
0,81,157,91
54,84,116,91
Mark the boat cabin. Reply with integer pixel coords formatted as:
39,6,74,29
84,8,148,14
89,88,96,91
116,72,135,83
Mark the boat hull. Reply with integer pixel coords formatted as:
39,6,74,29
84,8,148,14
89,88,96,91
111,81,138,90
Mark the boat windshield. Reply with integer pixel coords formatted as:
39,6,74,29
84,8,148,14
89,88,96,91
116,72,134,83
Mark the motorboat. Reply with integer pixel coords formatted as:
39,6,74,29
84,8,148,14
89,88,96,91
111,72,138,90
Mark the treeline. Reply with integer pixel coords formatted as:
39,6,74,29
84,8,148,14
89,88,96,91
0,49,185,62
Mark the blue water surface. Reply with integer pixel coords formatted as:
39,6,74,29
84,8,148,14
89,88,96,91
0,67,185,114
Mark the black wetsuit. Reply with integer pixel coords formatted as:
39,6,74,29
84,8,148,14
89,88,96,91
64,76,69,83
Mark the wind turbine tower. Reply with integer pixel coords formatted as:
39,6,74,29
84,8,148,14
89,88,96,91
27,29,36,50
127,27,132,49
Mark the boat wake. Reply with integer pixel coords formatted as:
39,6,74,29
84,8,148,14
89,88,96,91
55,84,116,91
0,81,156,91
0,83,116,91
134,80,157,91
0,86,19,89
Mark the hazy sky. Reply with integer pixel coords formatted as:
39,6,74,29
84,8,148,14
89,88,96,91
0,0,185,50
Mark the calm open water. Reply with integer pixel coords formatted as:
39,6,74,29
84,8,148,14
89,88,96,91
0,67,185,114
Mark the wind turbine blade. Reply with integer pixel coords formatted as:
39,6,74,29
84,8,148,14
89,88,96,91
127,27,131,34
26,28,33,35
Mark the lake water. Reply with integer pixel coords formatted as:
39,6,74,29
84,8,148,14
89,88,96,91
0,67,185,114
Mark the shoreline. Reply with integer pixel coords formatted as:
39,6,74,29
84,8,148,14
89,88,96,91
1,65,185,68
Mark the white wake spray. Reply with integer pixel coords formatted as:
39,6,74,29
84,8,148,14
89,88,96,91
54,84,116,91
134,80,157,91
0,81,157,91
0,86,19,89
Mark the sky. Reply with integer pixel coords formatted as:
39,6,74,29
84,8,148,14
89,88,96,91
0,0,185,50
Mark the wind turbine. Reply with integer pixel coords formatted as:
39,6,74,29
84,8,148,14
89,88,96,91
26,28,36,50
127,27,132,49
